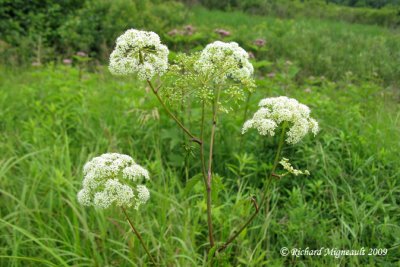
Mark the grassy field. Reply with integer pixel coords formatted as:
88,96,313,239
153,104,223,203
1,6,400,267
186,8,400,87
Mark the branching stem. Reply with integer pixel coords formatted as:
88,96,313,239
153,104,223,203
147,80,202,145
147,80,215,248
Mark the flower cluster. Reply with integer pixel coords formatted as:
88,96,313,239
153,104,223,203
279,158,310,176
109,29,169,80
77,153,150,209
242,96,319,144
195,41,254,85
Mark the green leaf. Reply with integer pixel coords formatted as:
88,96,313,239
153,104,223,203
207,245,218,266
211,173,225,204
239,227,247,240
183,173,203,197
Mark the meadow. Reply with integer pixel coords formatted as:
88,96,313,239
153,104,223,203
1,4,400,267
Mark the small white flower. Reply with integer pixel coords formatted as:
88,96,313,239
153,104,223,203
123,165,150,181
243,96,319,144
135,185,150,210
77,188,92,206
309,118,319,136
195,41,254,84
77,153,150,209
279,158,310,176
109,29,169,80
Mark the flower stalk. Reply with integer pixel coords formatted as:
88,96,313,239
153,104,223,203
269,122,288,179
200,101,215,248
121,207,158,266
205,87,222,247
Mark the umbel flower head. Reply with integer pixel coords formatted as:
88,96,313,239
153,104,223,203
109,29,169,80
77,153,150,209
195,41,254,85
242,96,319,144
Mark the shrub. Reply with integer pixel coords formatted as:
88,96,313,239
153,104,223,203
58,0,186,60
0,0,186,64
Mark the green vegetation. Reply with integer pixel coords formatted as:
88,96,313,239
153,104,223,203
2,3,399,87
186,7,400,86
186,0,400,27
1,0,400,67
0,0,186,64
1,2,400,267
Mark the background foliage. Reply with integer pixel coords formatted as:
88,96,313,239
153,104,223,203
183,0,400,27
1,0,399,87
0,0,187,64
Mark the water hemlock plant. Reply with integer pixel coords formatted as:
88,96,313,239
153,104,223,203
77,153,156,265
78,28,319,265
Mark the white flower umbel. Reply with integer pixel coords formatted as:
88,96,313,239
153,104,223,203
109,29,169,80
279,158,310,176
195,41,254,84
242,96,319,144
77,153,150,209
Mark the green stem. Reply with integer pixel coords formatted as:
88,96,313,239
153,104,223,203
121,207,158,266
200,100,207,185
239,91,252,152
217,124,288,253
269,122,288,180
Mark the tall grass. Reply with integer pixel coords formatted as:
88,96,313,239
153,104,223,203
0,60,399,266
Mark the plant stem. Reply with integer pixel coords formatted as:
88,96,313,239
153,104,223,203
147,80,201,145
199,100,215,250
200,100,207,184
206,87,222,248
269,122,287,179
147,80,215,248
121,207,158,266
239,91,252,152
217,124,287,253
